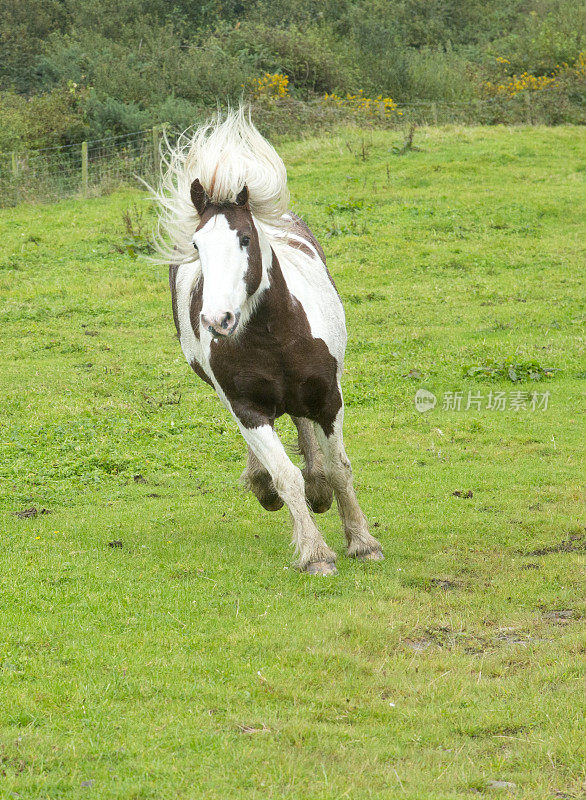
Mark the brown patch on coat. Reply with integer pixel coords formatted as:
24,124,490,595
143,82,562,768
170,205,342,434
169,263,181,336
224,203,262,296
288,213,326,263
209,250,342,435
188,278,213,386
287,238,314,258
188,274,202,338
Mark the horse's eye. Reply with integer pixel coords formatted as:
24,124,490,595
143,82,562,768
240,235,250,247
193,241,199,251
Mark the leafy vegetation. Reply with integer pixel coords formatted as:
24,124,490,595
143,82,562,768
0,0,584,151
0,126,584,798
463,360,557,382
113,203,156,259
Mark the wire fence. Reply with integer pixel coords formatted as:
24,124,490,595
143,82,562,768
0,127,163,207
0,95,567,206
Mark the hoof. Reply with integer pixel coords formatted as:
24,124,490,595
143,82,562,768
307,493,334,514
303,471,333,514
247,473,284,512
257,493,284,512
304,560,338,576
355,549,384,562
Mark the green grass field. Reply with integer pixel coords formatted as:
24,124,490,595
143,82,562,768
0,126,584,799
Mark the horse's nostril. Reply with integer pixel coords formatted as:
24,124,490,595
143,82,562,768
201,311,238,337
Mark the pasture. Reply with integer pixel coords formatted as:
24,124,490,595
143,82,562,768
0,125,584,799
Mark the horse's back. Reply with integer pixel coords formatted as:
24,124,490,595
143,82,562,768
286,212,327,265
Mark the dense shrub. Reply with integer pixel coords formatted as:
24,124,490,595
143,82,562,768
0,85,88,152
489,0,585,74
219,21,359,95
83,93,150,138
0,0,68,93
0,0,584,152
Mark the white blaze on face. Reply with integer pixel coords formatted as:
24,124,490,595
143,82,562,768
194,214,249,326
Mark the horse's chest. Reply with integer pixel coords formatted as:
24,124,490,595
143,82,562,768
208,328,338,426
171,258,343,433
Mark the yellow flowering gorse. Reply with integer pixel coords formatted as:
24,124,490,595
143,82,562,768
484,72,557,97
484,51,585,97
252,73,289,100
322,90,402,118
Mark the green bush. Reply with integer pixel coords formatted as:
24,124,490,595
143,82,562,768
148,97,204,133
84,92,150,138
220,21,358,95
0,0,584,152
489,0,585,75
37,27,181,107
172,36,254,105
0,92,28,153
0,0,67,92
0,85,87,152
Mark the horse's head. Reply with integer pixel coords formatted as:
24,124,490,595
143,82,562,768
191,178,263,339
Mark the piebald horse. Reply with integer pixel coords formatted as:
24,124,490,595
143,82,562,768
153,108,383,575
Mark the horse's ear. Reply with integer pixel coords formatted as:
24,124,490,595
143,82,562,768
236,185,249,207
190,178,209,216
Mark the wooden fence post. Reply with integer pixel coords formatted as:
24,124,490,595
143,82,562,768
431,102,438,126
524,92,532,125
81,140,88,197
10,152,19,204
152,125,162,175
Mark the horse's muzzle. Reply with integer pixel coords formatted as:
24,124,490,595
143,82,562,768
201,310,240,338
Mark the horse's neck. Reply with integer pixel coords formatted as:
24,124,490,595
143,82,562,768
241,235,291,328
256,228,291,305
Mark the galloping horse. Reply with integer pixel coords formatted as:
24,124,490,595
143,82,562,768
153,108,383,575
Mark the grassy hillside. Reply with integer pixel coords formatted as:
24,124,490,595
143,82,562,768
0,126,584,799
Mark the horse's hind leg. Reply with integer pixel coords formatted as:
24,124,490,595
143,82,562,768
314,410,383,562
242,446,283,511
292,416,333,514
239,422,337,575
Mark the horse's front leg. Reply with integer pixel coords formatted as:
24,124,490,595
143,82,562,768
314,410,384,562
242,446,283,511
238,422,337,575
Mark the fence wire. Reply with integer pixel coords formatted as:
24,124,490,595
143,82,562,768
0,128,161,206
0,96,560,206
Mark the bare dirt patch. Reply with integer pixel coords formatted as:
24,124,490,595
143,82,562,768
430,577,461,590
525,534,584,556
403,625,535,654
13,507,52,519
542,609,576,622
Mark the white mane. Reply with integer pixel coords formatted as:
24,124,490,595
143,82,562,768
151,106,290,266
